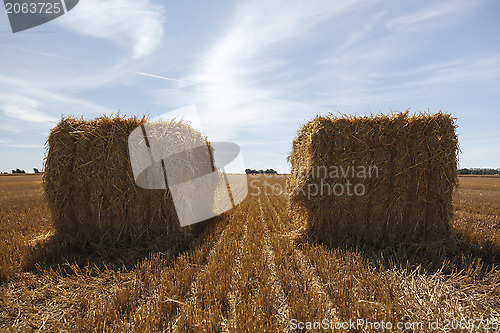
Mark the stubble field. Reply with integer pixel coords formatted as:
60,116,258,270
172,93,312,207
0,174,499,332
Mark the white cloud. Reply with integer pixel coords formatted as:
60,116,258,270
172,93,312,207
0,138,10,143
57,0,165,59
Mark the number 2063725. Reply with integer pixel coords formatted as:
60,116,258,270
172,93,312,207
5,2,62,14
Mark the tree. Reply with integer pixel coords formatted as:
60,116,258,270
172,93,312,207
458,168,499,175
458,168,470,175
33,168,40,174
245,168,278,174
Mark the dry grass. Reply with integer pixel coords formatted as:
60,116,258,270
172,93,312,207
0,174,499,332
452,176,500,262
0,174,51,282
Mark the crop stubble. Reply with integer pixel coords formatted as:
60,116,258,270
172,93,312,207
0,174,499,332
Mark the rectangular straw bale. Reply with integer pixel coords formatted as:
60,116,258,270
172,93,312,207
287,111,458,245
43,116,215,246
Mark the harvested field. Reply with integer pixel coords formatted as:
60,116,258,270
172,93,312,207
0,174,499,332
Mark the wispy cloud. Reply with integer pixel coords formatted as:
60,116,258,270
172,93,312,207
0,43,90,64
0,74,114,134
131,71,191,85
157,0,360,141
2,0,497,171
403,56,500,87
311,54,500,108
0,94,58,123
386,0,475,31
0,42,133,94
56,0,165,59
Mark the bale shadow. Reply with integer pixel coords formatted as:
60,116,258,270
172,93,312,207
24,214,224,277
304,229,500,276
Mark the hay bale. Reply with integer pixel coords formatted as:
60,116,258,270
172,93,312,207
43,115,216,247
287,111,458,246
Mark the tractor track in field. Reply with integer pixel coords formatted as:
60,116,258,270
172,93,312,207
224,212,248,332
266,193,341,323
170,230,229,332
293,247,341,321
258,197,291,332
172,177,338,331
170,217,234,332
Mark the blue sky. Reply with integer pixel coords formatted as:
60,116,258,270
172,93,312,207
0,0,499,173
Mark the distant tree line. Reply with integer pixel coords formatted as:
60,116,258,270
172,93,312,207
9,168,41,174
458,168,499,175
243,168,497,175
245,168,278,174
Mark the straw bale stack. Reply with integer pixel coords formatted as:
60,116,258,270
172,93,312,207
287,111,458,245
43,115,215,246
